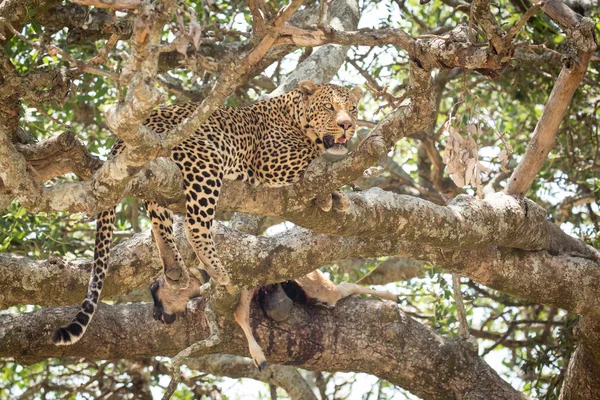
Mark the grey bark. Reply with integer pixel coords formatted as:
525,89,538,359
0,298,525,400
559,316,600,399
2,220,599,319
268,0,360,96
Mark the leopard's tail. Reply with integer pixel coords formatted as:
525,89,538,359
52,208,116,345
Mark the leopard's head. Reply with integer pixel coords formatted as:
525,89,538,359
298,80,363,155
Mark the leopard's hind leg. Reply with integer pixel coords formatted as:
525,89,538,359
177,142,230,286
146,201,190,288
52,208,116,345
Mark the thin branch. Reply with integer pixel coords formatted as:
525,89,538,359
71,0,142,10
505,3,543,43
246,0,266,37
185,355,317,400
452,274,470,339
505,1,596,197
470,0,508,56
162,299,219,400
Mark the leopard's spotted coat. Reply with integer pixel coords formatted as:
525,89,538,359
52,80,362,345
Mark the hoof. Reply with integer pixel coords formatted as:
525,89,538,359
257,361,267,372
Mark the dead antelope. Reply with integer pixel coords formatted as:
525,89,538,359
150,269,399,370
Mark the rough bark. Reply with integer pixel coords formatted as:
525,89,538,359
2,220,599,319
0,298,525,400
36,3,133,43
559,316,600,399
335,257,425,285
5,130,103,185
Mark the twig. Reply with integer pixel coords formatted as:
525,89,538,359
89,34,119,66
162,300,220,400
515,42,562,57
364,82,407,114
346,58,381,92
394,0,428,32
71,0,142,10
29,104,72,131
61,361,110,399
246,0,266,37
505,2,543,43
47,45,121,81
452,274,470,339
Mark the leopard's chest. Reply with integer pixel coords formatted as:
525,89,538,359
252,129,319,185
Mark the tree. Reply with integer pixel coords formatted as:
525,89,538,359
0,0,598,398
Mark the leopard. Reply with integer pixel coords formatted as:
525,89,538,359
52,80,363,350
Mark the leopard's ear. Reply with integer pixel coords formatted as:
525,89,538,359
298,80,318,96
350,86,363,103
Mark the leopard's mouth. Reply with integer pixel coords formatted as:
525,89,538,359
324,134,349,155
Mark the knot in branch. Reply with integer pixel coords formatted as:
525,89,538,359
570,17,598,54
360,134,387,158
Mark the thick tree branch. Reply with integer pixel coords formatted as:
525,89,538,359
16,131,102,182
276,24,510,71
0,299,525,400
36,3,133,43
9,140,595,258
559,316,600,399
2,218,599,318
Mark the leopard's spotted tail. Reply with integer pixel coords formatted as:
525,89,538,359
52,208,116,345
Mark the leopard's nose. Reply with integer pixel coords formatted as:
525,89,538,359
337,121,352,130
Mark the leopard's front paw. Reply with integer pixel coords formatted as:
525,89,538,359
315,190,350,212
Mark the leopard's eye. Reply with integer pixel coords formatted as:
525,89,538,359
349,106,357,112
325,103,334,111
